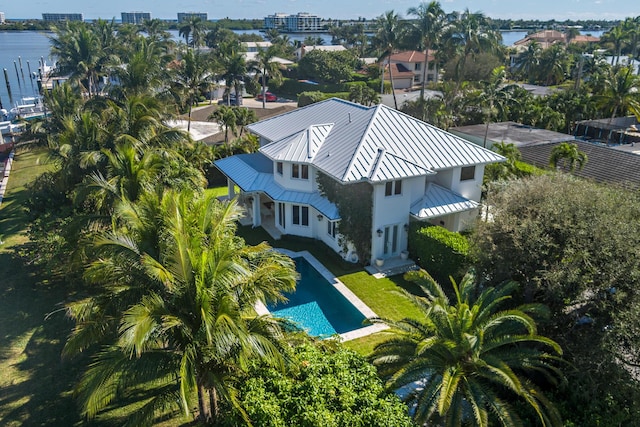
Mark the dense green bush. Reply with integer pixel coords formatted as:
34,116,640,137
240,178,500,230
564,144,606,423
409,224,470,285
298,91,349,107
219,343,414,427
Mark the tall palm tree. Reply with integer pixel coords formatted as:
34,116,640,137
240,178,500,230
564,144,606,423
66,191,298,425
373,10,405,109
597,65,640,127
514,40,541,83
171,49,213,132
444,9,501,87
549,142,588,172
251,45,283,109
371,269,564,427
601,25,626,65
217,41,248,105
50,22,106,97
537,44,570,86
477,66,517,147
179,16,206,48
110,37,167,97
407,1,447,102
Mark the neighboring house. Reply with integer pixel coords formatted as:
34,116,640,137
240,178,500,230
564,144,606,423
514,30,599,49
294,44,347,61
519,140,640,189
215,98,504,265
384,50,438,90
450,121,574,150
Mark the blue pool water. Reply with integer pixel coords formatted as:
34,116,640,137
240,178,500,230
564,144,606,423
268,257,367,337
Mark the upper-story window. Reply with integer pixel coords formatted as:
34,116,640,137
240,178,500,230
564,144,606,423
385,180,402,197
414,63,421,71
460,166,476,181
276,162,283,175
291,163,309,180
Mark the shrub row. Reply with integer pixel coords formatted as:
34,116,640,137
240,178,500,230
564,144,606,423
408,224,470,286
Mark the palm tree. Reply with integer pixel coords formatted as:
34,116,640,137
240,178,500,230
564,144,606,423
477,66,517,147
601,25,626,65
514,40,541,83
209,105,238,147
597,65,640,127
110,37,167,97
373,10,405,109
171,49,213,132
251,45,283,109
371,269,564,427
217,41,248,105
549,142,588,172
444,9,501,87
537,44,570,86
66,190,298,425
179,16,206,48
50,22,106,97
407,1,447,102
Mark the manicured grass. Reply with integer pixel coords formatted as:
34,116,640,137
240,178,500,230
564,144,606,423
0,148,83,426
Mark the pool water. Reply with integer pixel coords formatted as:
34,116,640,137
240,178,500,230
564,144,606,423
268,257,367,338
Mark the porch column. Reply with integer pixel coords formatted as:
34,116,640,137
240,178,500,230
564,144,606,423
227,179,235,199
252,194,261,227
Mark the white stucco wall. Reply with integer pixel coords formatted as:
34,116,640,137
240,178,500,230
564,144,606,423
449,165,485,202
273,161,315,192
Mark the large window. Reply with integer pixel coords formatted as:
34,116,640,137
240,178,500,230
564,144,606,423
327,221,338,239
385,180,402,197
460,166,476,181
291,163,309,180
292,205,309,226
276,162,283,175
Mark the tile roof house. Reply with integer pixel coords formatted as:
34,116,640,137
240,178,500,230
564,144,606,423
384,50,438,90
215,98,504,265
514,30,600,49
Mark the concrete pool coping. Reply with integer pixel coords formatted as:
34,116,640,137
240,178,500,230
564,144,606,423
255,249,388,342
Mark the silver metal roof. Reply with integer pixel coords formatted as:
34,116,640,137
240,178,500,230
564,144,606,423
410,183,479,219
249,98,504,184
214,153,340,220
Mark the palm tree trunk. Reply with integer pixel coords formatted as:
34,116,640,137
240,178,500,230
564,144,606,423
188,100,193,132
388,55,398,110
209,387,220,421
262,71,267,109
420,47,429,101
197,384,211,422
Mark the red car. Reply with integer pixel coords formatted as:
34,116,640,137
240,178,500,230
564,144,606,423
256,92,277,102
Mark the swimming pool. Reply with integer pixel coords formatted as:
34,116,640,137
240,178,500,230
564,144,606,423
266,256,368,338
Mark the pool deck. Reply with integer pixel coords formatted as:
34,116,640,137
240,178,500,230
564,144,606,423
255,249,388,342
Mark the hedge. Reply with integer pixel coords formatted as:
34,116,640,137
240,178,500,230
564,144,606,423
408,224,470,286
297,91,349,107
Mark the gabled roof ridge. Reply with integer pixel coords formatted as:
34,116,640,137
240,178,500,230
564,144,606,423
248,98,368,138
341,103,381,181
376,103,506,161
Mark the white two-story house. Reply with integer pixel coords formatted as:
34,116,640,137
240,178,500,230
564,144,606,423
214,98,504,265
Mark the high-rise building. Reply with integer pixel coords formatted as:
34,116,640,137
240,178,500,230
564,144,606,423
264,13,288,31
177,12,208,23
42,13,84,22
121,12,151,25
0,12,5,24
264,12,321,32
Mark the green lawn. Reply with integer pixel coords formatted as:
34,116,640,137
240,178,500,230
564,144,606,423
0,149,83,426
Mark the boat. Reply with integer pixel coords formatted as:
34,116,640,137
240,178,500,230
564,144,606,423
7,96,46,121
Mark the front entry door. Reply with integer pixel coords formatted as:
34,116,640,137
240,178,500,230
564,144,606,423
383,224,399,257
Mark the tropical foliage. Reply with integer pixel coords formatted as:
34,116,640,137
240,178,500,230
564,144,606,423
371,270,563,427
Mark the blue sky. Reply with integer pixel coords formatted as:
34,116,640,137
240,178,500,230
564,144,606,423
2,0,639,21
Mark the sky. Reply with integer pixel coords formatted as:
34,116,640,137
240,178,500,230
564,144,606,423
2,0,639,21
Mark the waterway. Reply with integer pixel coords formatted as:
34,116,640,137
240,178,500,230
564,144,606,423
0,29,606,109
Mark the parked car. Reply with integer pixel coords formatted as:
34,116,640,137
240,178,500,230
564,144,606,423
256,92,277,102
218,94,243,106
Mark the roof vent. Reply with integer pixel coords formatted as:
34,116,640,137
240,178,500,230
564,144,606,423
348,113,351,123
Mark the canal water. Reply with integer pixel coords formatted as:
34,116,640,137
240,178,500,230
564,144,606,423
0,28,606,109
